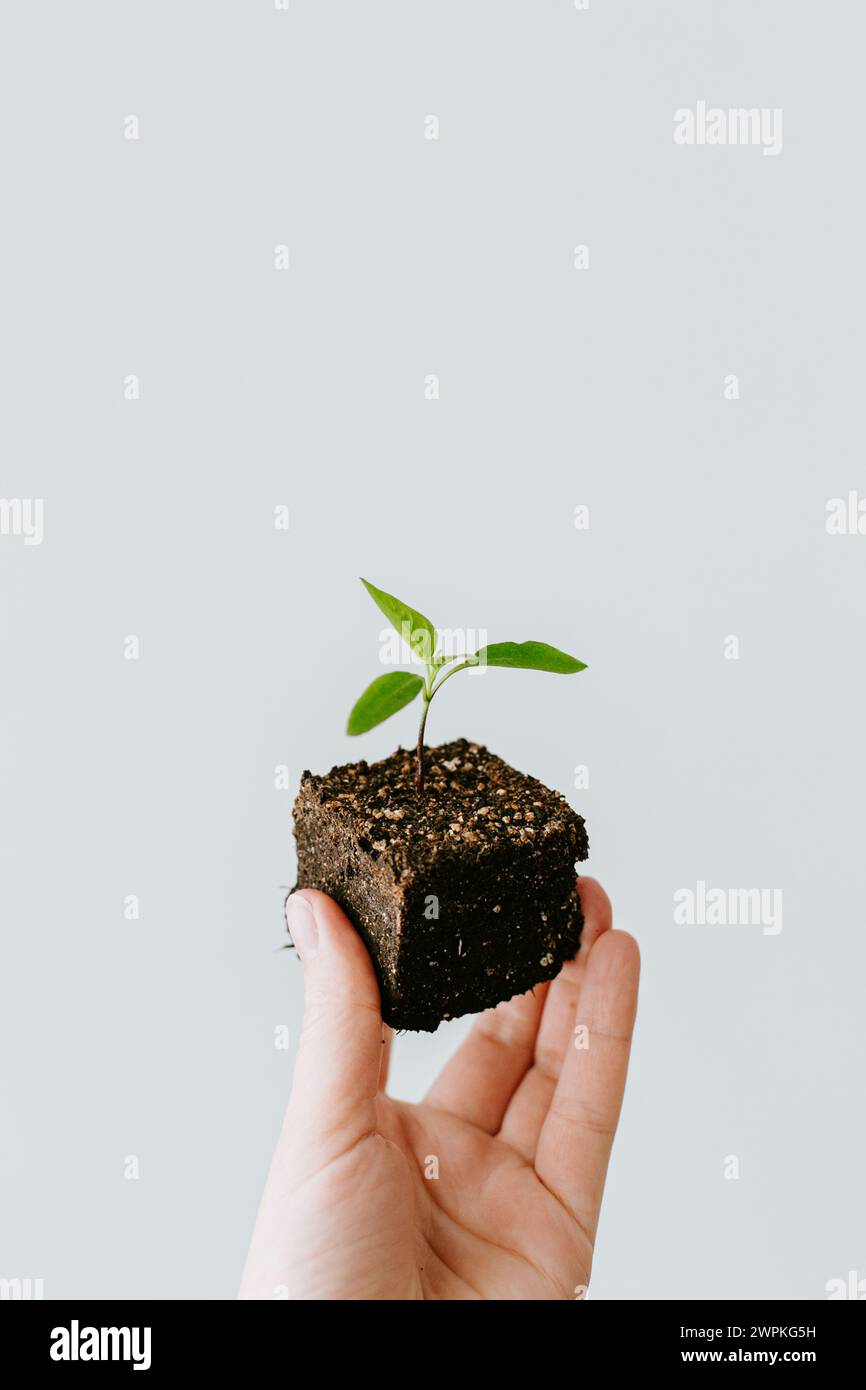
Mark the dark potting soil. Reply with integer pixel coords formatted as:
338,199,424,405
291,738,588,1031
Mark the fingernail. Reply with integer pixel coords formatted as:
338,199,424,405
287,893,319,960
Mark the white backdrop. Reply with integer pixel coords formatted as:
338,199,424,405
1,0,863,1299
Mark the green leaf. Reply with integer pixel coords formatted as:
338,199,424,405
360,578,437,664
346,671,424,735
474,641,587,674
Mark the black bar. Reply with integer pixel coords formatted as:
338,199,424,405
1,1298,862,1375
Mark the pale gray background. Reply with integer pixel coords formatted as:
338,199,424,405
1,0,863,1300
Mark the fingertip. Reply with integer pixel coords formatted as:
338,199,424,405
292,889,383,1013
293,886,346,919
576,876,613,953
618,928,641,966
576,875,612,921
588,927,641,988
294,887,362,947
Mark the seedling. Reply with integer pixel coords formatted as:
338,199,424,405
347,578,587,793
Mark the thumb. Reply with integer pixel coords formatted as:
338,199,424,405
286,889,385,1154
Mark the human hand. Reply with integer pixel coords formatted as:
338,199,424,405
239,878,639,1300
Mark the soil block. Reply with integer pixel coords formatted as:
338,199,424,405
291,738,589,1032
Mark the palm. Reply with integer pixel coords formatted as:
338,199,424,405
370,1095,593,1300
241,878,639,1302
